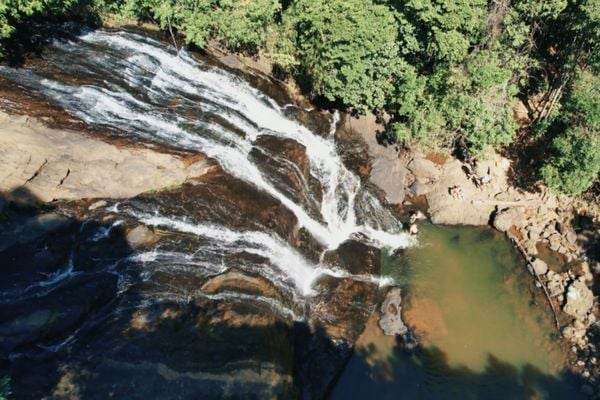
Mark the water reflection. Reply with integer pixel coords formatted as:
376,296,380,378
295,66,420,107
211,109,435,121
330,318,584,400
331,224,584,399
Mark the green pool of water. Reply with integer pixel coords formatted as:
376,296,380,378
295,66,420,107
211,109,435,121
330,224,583,400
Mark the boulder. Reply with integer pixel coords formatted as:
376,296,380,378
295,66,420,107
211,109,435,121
126,225,157,248
549,236,562,252
530,258,548,275
33,213,72,232
493,208,524,232
407,158,441,183
89,200,107,210
523,239,539,256
562,324,587,342
565,230,577,245
409,181,430,197
379,287,408,336
563,279,594,319
528,230,540,242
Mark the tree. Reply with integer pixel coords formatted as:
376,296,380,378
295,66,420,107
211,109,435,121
541,68,600,194
541,126,600,194
275,0,404,112
106,0,280,52
0,376,10,400
0,0,81,56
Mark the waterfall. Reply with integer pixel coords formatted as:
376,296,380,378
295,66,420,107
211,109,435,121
0,29,412,300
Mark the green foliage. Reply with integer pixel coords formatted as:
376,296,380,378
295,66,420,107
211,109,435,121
392,48,517,153
541,127,600,194
93,0,280,51
387,0,487,65
275,0,403,112
0,0,80,44
0,0,597,195
541,68,600,194
564,69,600,129
0,376,10,400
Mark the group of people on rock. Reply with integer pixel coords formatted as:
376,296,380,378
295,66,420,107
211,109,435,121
448,145,493,201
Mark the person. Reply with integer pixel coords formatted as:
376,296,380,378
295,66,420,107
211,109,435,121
449,186,457,199
479,174,491,187
478,167,492,189
449,185,464,199
409,210,418,224
409,223,419,236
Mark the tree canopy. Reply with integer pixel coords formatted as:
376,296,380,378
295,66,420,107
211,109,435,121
0,0,598,195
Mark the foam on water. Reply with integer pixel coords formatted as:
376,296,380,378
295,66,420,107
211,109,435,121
0,29,413,302
1,30,411,251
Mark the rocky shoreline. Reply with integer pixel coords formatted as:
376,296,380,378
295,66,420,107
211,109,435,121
338,113,600,397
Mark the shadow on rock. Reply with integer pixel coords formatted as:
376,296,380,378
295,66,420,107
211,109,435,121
0,187,133,399
0,187,376,400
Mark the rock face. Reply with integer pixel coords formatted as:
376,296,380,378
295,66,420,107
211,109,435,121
563,279,595,319
0,112,212,202
423,154,508,225
379,287,408,336
370,158,407,204
338,114,409,204
0,212,73,252
407,158,441,183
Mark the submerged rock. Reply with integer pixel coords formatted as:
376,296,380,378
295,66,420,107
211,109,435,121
126,225,157,248
379,287,408,336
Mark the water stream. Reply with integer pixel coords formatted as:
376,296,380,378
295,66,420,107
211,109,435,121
0,28,580,398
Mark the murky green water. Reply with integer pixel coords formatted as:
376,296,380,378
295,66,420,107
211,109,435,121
330,224,583,400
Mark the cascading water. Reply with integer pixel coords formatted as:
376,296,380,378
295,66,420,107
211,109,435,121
0,29,411,296
0,28,414,398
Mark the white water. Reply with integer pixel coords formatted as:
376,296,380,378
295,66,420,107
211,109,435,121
134,213,392,296
0,29,413,299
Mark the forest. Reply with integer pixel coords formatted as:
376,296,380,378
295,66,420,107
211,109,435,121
0,0,598,195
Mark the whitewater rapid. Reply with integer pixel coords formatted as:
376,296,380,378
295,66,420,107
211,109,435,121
0,29,412,300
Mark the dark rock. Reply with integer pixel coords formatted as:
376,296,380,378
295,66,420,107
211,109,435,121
323,240,380,275
33,213,72,233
